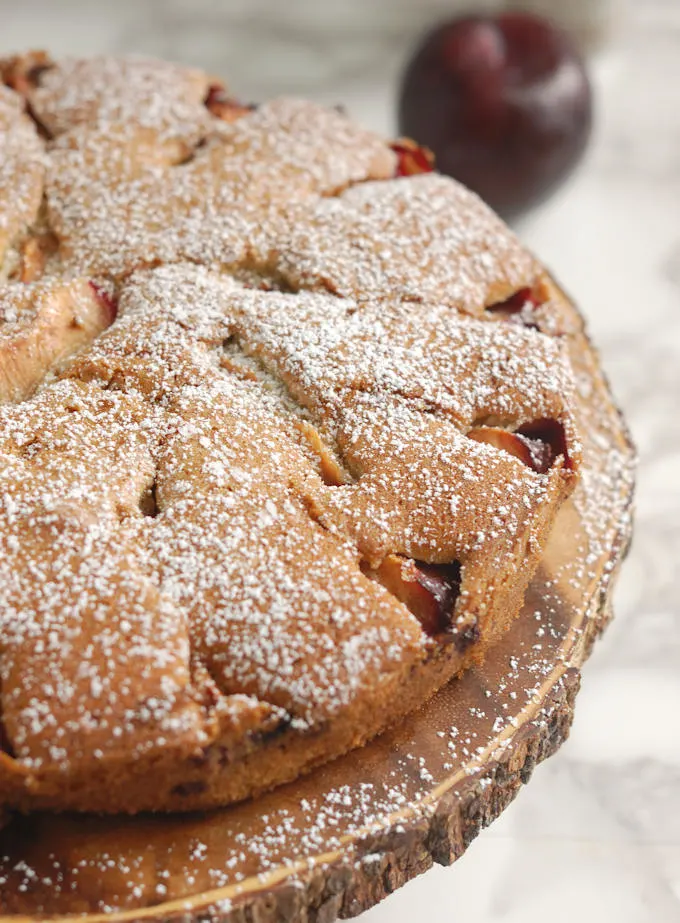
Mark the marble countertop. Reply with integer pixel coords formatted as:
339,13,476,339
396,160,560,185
2,0,679,920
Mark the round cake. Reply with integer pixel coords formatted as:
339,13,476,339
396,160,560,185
0,51,582,814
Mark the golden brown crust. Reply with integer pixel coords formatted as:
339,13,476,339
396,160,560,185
0,52,582,814
0,85,45,272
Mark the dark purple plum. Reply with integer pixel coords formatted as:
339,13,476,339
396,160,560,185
398,12,592,219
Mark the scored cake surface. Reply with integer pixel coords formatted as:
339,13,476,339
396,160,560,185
0,51,582,813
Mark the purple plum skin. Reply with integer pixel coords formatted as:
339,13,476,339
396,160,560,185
398,12,593,219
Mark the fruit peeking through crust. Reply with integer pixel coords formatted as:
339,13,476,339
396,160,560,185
390,138,435,177
88,282,118,325
468,418,570,473
204,84,255,123
368,554,462,637
487,287,541,329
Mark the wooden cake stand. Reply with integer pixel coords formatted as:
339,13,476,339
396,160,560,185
0,316,635,922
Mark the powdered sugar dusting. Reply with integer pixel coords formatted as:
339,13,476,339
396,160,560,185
0,52,632,824
45,93,394,278
268,175,539,315
0,86,45,275
23,54,214,141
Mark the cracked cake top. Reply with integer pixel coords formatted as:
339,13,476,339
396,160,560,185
0,50,581,814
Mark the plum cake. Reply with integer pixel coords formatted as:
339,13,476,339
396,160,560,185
0,51,581,813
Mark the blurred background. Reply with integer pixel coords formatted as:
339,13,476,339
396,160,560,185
1,1,679,921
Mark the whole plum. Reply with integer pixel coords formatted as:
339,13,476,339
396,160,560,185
398,12,593,218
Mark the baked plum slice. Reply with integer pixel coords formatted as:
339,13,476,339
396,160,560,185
370,554,462,637
469,418,570,473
